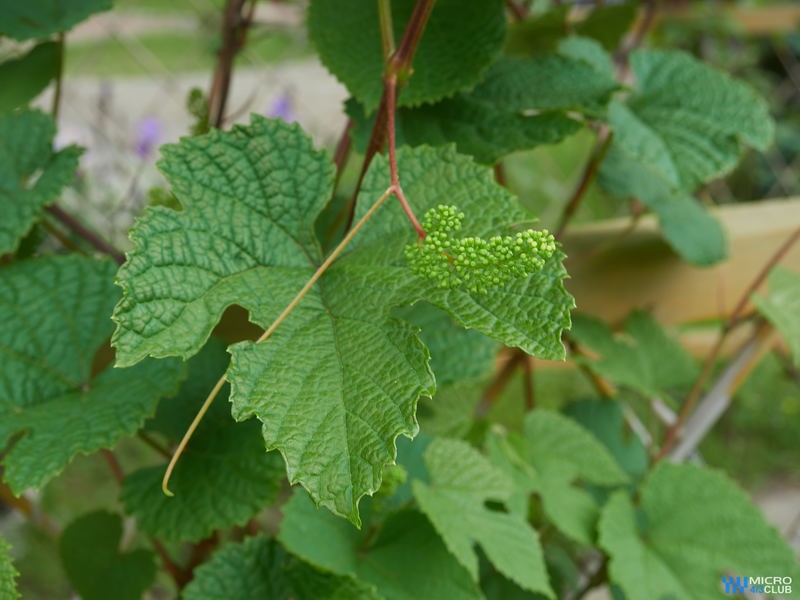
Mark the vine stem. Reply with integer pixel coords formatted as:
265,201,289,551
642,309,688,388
162,185,396,496
658,225,800,459
554,128,613,240
45,205,125,264
51,33,65,121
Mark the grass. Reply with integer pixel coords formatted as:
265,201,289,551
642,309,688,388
66,29,310,77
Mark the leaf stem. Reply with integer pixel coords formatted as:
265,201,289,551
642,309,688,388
51,33,65,122
162,186,396,496
45,205,125,264
378,0,396,59
658,225,800,458
554,128,613,240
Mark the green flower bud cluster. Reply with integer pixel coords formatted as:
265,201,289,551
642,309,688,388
405,204,557,294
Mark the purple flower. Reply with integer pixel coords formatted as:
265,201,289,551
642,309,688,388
133,116,162,159
266,93,297,123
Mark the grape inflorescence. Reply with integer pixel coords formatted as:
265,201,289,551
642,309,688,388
405,204,557,294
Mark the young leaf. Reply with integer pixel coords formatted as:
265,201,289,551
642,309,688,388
599,462,800,600
413,438,553,597
0,42,59,114
112,117,572,524
121,341,284,543
0,536,19,600
0,255,184,493
0,0,111,40
183,536,381,600
0,109,82,255
59,511,155,600
556,37,615,79
308,0,506,113
570,311,697,400
753,267,800,366
599,50,773,265
487,410,628,545
279,492,483,600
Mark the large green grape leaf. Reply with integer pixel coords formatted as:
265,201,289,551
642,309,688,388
279,491,483,600
121,341,284,542
60,511,155,600
112,117,572,524
599,50,773,265
599,462,800,600
0,536,19,600
413,438,552,597
308,0,506,113
487,410,628,545
570,311,697,400
753,267,800,366
0,255,184,493
0,109,82,256
0,0,111,40
0,42,59,114
184,536,381,600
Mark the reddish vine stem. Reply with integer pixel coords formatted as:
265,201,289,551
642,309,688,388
504,0,528,21
0,483,60,537
554,129,613,240
332,118,354,188
658,225,800,459
476,349,526,417
101,449,124,483
208,0,254,128
342,0,435,233
45,205,125,264
51,33,65,122
522,355,535,410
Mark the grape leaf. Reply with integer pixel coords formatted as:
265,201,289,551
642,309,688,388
0,536,19,600
348,96,581,165
60,511,155,600
599,50,773,265
599,462,800,600
349,97,580,165
556,36,615,79
564,399,648,481
0,109,82,256
0,42,59,114
121,341,284,542
183,536,381,600
397,302,498,387
413,438,552,597
308,0,506,113
0,255,184,493
570,311,697,400
279,491,483,600
471,56,619,115
487,410,628,545
112,117,572,523
0,0,111,40
753,267,800,366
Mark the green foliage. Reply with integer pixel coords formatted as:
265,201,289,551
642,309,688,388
570,311,697,400
121,342,284,542
279,492,482,600
0,42,59,114
405,204,556,294
600,49,774,265
0,537,19,600
488,410,628,545
564,399,648,481
599,463,800,600
59,511,155,600
413,438,552,596
0,255,185,493
112,117,572,523
753,267,800,365
0,109,81,255
184,536,381,600
308,0,506,113
0,0,111,40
